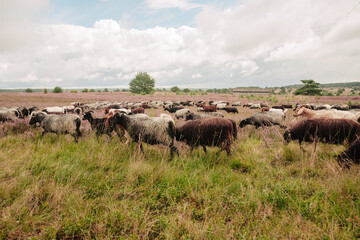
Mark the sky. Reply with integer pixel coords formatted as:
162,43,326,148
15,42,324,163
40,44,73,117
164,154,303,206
0,0,359,89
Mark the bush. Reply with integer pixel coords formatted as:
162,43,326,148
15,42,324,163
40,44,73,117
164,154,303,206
43,88,48,94
170,86,180,93
104,88,109,92
53,86,62,93
89,89,95,92
83,88,89,93
25,88,33,93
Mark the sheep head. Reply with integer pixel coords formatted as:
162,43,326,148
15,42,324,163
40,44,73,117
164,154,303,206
29,112,47,125
283,130,292,143
293,107,305,117
82,111,93,121
185,113,194,121
239,119,248,128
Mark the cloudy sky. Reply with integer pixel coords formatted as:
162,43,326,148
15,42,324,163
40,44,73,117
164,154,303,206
0,0,359,89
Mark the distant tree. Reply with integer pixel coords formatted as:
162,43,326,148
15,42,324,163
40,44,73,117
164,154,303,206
43,88,48,94
82,88,89,93
25,88,32,93
53,86,63,93
129,72,155,94
170,86,180,92
293,80,322,96
279,87,286,94
89,89,95,92
114,88,120,92
104,88,109,92
183,88,190,93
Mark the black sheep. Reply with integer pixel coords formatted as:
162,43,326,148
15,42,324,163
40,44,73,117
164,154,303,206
223,107,238,114
82,111,121,139
176,117,235,155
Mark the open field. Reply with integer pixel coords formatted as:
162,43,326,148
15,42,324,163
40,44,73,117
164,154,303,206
1,92,360,239
1,91,360,108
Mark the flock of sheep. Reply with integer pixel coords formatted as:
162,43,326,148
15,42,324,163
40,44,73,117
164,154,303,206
1,100,360,167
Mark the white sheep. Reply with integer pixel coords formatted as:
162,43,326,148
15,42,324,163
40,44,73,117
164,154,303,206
112,113,178,158
293,107,360,121
175,108,191,119
29,112,81,142
42,106,66,114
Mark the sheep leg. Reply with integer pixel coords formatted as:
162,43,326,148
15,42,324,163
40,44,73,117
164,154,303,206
139,142,144,153
202,145,207,153
96,132,101,142
313,141,317,152
299,142,305,153
106,129,113,140
76,128,82,137
190,146,194,153
226,147,231,156
42,131,47,137
114,126,123,140
72,134,79,143
169,145,179,159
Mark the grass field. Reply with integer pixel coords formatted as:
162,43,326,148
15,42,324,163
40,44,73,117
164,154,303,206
1,93,360,239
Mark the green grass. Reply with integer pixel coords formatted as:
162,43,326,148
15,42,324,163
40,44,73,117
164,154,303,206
1,129,360,239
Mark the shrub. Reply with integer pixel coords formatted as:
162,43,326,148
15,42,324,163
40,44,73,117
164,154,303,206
53,86,62,93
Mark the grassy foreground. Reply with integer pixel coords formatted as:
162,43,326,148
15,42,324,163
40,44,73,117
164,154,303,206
0,128,360,239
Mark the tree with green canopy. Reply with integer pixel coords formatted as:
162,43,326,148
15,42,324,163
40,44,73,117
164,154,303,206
170,86,180,92
129,72,155,94
293,80,322,96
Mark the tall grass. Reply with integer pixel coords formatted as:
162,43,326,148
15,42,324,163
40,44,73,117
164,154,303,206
0,127,360,239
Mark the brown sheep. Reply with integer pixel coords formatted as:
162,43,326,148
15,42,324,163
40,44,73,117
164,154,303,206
283,118,360,147
175,117,235,155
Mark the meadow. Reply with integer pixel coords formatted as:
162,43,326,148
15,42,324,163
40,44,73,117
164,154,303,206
1,92,360,239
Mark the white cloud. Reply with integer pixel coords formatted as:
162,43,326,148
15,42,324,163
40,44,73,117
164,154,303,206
146,0,203,10
0,0,360,88
191,73,202,78
0,0,48,52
